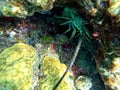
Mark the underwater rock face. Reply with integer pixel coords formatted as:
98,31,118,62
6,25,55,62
95,28,120,90
0,1,28,18
0,0,56,18
76,0,120,18
71,1,120,89
75,0,120,26
95,57,120,90
108,0,120,19
39,56,75,90
0,43,37,90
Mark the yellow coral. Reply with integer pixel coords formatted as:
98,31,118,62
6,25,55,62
108,0,120,18
112,57,120,72
39,56,74,90
0,43,37,90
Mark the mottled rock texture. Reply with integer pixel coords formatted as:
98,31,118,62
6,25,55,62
0,0,56,18
75,0,120,90
66,0,120,90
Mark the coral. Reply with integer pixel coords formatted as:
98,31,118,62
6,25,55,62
28,0,56,11
75,75,92,90
108,0,120,19
95,57,120,90
39,56,75,90
69,0,120,89
0,1,28,18
0,0,56,18
94,21,120,89
0,43,37,90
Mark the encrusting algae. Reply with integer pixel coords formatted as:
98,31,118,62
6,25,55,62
0,43,37,90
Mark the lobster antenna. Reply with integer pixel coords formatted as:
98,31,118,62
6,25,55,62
52,38,82,90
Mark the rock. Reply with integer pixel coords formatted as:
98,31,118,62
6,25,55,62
108,0,120,19
71,1,120,89
75,0,120,19
0,43,37,90
28,0,56,11
0,0,56,18
95,57,120,90
0,1,28,18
